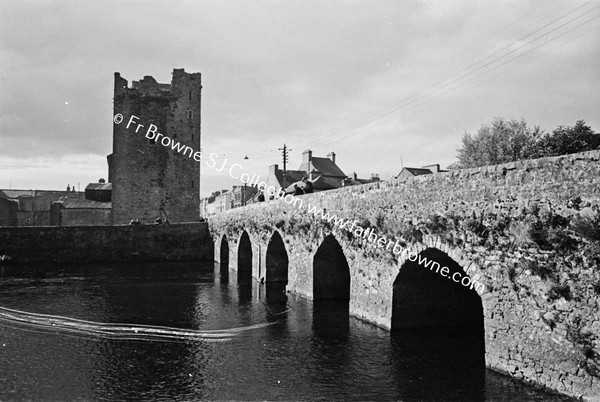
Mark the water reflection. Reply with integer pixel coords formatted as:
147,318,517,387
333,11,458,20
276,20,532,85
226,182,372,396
390,331,486,401
0,261,571,401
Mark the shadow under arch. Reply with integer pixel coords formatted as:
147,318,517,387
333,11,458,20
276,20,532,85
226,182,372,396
237,231,252,281
265,231,288,284
390,247,485,399
391,247,483,333
219,235,229,272
313,234,350,300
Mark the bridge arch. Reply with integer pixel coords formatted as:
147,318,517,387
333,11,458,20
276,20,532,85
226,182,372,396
313,234,350,300
391,247,484,335
219,234,229,269
237,230,252,280
265,231,288,284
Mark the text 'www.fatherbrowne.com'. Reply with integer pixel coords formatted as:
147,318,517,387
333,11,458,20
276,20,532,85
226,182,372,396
113,112,484,294
303,204,485,295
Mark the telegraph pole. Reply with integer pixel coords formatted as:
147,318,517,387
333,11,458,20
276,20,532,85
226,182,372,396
278,144,291,190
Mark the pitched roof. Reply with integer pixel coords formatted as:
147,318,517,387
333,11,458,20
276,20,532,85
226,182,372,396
397,167,434,177
57,198,112,209
0,189,36,199
85,183,112,191
312,175,343,190
274,169,306,187
299,157,346,178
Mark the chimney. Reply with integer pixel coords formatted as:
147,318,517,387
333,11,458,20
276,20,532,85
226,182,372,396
99,178,106,183
302,150,312,166
352,172,357,181
327,152,336,164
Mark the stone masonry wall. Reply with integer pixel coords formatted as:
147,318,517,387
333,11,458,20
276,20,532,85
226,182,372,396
209,150,600,400
111,70,201,224
0,222,213,264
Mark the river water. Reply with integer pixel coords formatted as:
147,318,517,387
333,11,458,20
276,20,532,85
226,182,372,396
0,261,572,401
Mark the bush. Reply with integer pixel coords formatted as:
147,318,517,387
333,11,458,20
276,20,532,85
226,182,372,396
425,213,447,233
571,214,600,242
527,260,555,281
548,284,572,301
529,220,552,250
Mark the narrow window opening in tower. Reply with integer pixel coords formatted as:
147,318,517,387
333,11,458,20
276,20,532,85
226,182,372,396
187,110,192,120
189,91,192,100
191,180,194,188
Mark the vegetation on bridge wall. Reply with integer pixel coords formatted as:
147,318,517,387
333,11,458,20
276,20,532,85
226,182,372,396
210,150,600,400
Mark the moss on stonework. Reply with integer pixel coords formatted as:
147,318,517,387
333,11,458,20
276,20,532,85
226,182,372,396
547,283,572,302
567,316,600,378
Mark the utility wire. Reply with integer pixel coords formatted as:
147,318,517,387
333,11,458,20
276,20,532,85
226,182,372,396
302,3,599,149
302,2,598,149
309,12,600,150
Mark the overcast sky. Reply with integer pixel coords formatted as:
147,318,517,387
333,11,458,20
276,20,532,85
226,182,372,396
1,0,599,196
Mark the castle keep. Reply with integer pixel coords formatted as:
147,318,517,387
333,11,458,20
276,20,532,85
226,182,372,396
109,69,202,224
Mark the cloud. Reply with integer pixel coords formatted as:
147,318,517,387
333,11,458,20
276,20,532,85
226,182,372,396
0,0,598,193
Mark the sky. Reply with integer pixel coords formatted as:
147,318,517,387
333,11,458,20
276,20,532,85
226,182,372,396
1,0,599,197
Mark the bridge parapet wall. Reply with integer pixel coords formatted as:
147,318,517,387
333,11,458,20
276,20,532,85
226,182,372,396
210,150,600,400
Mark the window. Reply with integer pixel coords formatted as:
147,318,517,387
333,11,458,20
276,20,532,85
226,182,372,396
189,91,192,100
187,110,193,120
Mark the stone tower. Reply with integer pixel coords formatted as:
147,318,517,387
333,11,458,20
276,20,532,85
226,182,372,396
109,69,201,224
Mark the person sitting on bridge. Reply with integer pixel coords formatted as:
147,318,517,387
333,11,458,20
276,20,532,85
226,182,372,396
302,177,314,194
293,184,303,196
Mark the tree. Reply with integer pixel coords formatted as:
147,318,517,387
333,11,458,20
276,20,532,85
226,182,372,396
456,117,539,168
527,120,600,159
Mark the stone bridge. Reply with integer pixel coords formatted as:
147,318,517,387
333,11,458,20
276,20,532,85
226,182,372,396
209,150,600,400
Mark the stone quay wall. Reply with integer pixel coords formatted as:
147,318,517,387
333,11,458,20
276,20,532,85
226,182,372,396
0,222,213,264
210,150,600,400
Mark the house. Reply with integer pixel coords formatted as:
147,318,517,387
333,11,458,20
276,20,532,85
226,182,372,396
298,151,348,190
267,150,374,196
201,190,228,216
46,179,112,226
342,173,381,187
231,185,259,208
213,190,232,213
396,164,447,179
266,165,306,195
50,197,112,226
84,181,112,202
0,187,84,226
